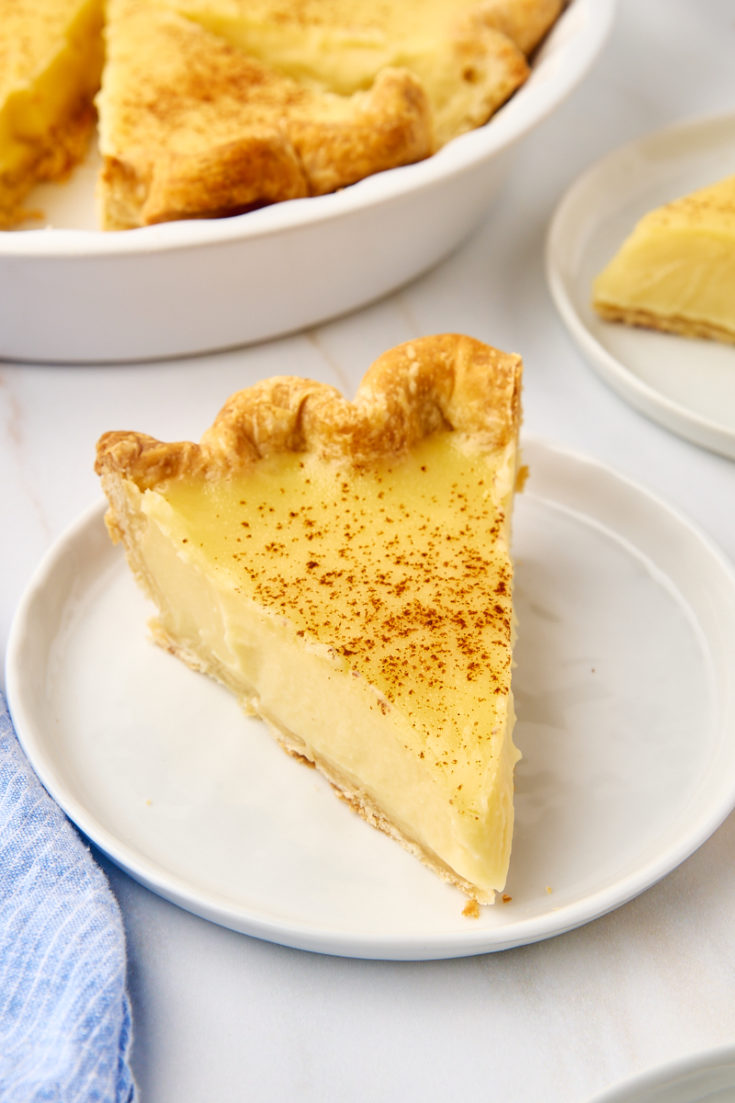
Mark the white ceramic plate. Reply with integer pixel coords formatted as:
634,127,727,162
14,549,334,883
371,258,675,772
0,0,614,364
6,439,735,960
587,1045,735,1103
546,112,735,460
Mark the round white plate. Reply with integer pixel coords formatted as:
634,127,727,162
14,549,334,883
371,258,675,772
546,112,735,460
588,1045,735,1103
6,439,735,960
0,0,614,363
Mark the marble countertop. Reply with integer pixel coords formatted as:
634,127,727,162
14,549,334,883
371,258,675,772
2,2,735,1099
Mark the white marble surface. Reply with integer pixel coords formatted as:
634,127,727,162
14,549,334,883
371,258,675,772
2,2,735,1100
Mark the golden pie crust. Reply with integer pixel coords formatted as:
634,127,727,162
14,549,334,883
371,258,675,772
97,0,434,229
96,333,522,482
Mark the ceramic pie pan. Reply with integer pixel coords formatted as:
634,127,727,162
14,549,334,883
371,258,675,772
6,439,735,960
0,0,614,364
546,111,735,460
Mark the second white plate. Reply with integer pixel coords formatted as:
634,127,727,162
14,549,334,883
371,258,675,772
546,112,735,459
587,1045,735,1103
6,440,735,959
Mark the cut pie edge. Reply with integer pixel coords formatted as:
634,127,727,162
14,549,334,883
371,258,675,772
592,174,735,345
0,0,105,228
150,606,519,904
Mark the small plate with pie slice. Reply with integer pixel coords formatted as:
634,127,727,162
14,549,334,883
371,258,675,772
7,439,735,960
546,111,735,460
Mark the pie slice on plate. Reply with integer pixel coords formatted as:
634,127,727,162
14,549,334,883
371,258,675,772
95,334,523,903
593,174,735,345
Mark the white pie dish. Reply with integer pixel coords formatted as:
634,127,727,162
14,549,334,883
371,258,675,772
6,439,735,960
0,0,614,364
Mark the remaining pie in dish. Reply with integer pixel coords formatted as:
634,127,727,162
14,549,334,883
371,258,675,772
97,0,557,228
96,0,434,229
593,174,735,345
0,0,562,229
95,334,523,903
0,0,104,228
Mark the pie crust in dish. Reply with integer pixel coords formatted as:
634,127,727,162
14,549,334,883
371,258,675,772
95,334,523,902
0,0,561,229
593,173,735,345
96,0,434,229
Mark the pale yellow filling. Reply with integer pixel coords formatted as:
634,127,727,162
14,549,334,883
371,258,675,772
122,432,519,899
173,0,494,93
593,176,735,339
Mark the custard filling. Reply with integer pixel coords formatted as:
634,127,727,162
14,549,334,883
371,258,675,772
125,432,519,898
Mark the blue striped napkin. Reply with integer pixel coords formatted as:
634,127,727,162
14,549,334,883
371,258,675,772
0,692,136,1102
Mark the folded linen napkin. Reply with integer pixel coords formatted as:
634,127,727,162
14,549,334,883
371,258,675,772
0,692,135,1103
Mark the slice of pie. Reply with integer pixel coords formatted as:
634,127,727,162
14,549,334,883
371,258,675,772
0,0,104,228
593,174,735,345
95,334,523,903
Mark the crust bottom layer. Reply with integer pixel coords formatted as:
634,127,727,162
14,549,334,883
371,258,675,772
594,301,735,345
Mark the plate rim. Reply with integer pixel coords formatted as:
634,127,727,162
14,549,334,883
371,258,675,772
0,0,616,259
586,1042,735,1103
545,109,735,460
6,436,735,960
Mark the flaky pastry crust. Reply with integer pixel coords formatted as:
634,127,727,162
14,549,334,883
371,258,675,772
95,334,522,488
97,0,434,228
95,0,561,227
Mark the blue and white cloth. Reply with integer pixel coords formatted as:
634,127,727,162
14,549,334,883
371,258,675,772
0,692,135,1102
